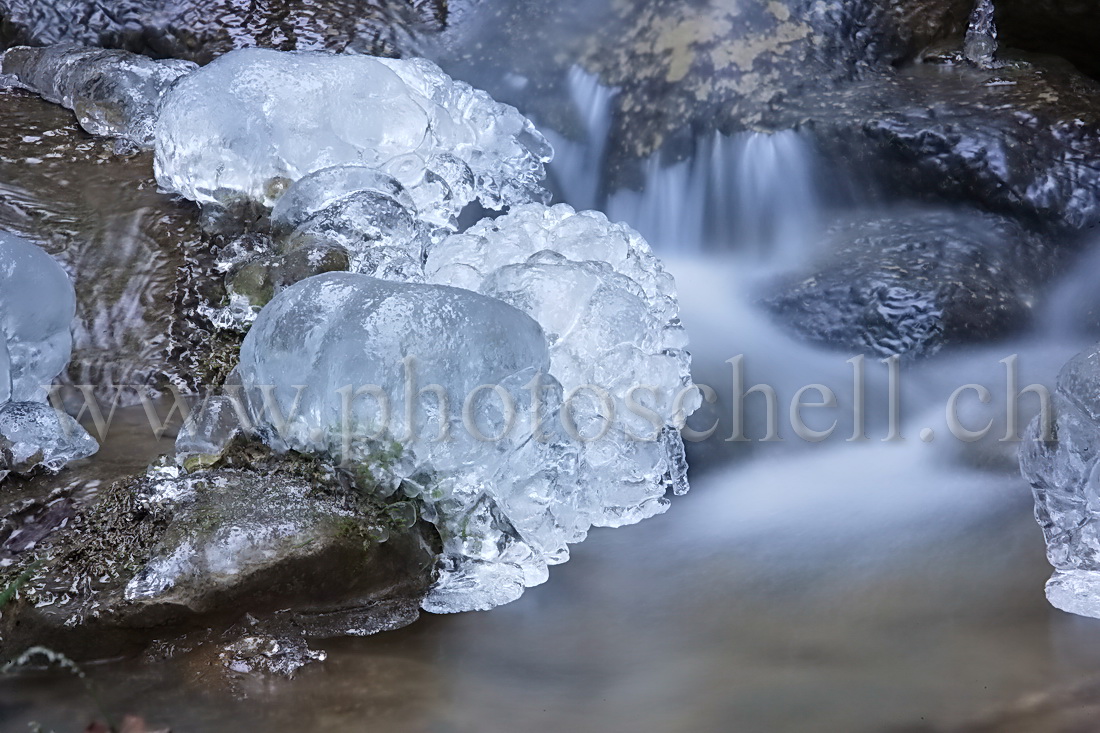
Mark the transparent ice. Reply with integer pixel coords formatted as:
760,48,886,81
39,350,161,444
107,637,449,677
963,0,999,69
0,233,98,479
1,45,196,148
426,204,698,520
270,166,427,281
1021,343,1100,617
154,48,551,214
226,250,696,611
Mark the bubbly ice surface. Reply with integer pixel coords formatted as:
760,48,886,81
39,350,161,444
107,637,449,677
1021,343,1100,617
154,48,551,212
1,45,196,147
427,204,698,517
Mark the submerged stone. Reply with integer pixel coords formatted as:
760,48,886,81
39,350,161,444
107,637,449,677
760,208,1051,358
0,443,438,661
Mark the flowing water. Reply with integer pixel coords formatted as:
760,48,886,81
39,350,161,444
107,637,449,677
5,27,1100,733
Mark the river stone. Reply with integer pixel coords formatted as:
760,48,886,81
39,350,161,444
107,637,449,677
760,208,1053,358
794,51,1100,234
0,0,447,63
0,441,439,661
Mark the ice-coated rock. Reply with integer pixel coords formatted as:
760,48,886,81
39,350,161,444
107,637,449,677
0,233,98,479
426,204,697,515
230,272,570,611
154,48,552,215
270,166,427,280
225,267,695,612
0,448,437,660
0,232,79,403
0,401,98,479
1,45,196,147
1021,343,1100,617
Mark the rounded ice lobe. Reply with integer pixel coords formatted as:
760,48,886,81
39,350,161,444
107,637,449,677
233,272,551,453
0,233,98,479
426,204,698,509
270,166,427,281
0,232,78,403
154,48,552,211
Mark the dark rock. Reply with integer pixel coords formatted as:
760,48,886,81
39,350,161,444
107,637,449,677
0,442,439,661
795,52,1100,234
229,242,350,310
0,0,447,64
997,0,1100,81
576,0,970,183
761,208,1054,357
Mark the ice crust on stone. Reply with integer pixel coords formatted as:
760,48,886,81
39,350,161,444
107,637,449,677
426,204,698,516
154,48,551,214
1,45,196,147
228,272,571,611
1021,343,1100,617
270,166,428,281
224,249,696,611
0,401,98,479
0,233,98,479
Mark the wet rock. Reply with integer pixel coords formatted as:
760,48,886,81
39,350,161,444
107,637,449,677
434,0,969,185
0,0,447,64
761,208,1053,357
0,87,200,403
577,0,970,183
0,441,439,661
795,52,1100,233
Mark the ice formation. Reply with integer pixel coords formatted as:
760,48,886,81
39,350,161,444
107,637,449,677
1021,344,1100,618
963,0,999,69
227,273,569,611
154,48,551,215
1,45,196,147
218,259,695,607
0,233,98,479
269,166,428,281
426,204,697,519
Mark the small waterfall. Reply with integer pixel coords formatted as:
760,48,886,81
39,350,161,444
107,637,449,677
604,130,824,258
964,0,998,68
542,66,617,211
545,68,824,257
